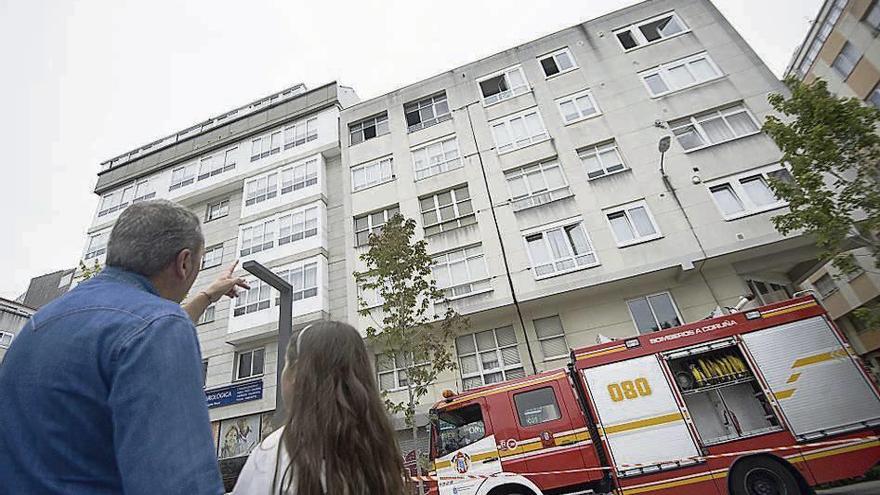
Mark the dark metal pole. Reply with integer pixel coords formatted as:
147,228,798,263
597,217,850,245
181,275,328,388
242,260,293,429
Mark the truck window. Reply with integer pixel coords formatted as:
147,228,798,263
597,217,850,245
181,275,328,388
514,387,561,427
433,405,486,458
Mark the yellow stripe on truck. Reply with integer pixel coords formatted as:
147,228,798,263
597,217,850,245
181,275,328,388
602,413,683,435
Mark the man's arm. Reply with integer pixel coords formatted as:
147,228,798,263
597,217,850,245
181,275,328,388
109,314,224,495
183,261,249,323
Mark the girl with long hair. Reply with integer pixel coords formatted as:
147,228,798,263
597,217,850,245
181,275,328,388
232,321,408,495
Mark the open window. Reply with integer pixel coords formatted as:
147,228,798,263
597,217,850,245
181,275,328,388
666,340,780,445
431,404,486,458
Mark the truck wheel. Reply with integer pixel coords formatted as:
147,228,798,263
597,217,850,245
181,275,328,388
729,457,804,495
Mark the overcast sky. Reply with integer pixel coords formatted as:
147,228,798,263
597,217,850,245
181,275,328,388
0,0,821,300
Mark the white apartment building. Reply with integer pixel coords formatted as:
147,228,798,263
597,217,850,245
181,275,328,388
340,0,820,450
80,82,359,490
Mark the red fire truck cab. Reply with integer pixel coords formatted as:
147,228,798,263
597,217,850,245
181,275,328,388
428,296,880,495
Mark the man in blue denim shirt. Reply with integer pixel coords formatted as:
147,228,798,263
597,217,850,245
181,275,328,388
0,200,247,494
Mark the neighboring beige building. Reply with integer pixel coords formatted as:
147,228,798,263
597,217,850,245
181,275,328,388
786,0,880,373
341,0,819,448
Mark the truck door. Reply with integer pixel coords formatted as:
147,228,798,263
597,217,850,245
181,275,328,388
431,399,501,495
581,354,701,477
741,315,880,440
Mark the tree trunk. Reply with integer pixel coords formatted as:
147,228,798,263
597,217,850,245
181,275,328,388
408,384,424,495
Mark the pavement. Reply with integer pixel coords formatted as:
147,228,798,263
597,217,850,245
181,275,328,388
817,480,880,494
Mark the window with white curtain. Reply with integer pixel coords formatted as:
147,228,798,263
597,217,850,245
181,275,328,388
539,48,577,77
206,199,229,222
244,172,279,206
456,327,525,390
85,231,109,260
197,304,216,325
534,316,568,360
420,185,476,236
556,89,600,124
351,157,394,191
284,117,318,149
707,166,791,220
412,136,462,180
604,200,662,247
201,244,224,269
197,147,237,181
251,130,282,161
505,160,570,211
578,141,627,180
98,184,135,217
281,159,318,194
640,52,722,96
490,108,549,153
233,279,271,316
669,103,760,152
524,219,598,278
278,207,319,246
132,178,156,203
170,163,197,190
376,353,429,391
239,219,275,256
277,262,318,301
478,65,529,106
432,244,490,299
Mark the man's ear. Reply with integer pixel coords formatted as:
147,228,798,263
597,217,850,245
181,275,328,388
175,249,193,280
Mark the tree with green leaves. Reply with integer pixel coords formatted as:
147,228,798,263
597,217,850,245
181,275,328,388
763,77,880,325
353,214,466,490
76,259,102,281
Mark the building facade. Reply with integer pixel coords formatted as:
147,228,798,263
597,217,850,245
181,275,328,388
786,0,880,373
17,268,75,310
80,82,359,489
341,0,819,448
0,298,34,363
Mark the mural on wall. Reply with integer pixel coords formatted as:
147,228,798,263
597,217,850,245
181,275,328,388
219,414,260,459
260,411,275,441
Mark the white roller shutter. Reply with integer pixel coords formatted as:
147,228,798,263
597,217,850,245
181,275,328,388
742,316,880,440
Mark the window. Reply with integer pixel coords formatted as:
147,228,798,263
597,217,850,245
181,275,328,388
278,207,319,246
420,185,476,236
868,84,880,108
202,359,208,386
866,1,880,30
58,272,73,288
539,48,577,77
707,166,790,220
202,244,224,269
244,172,278,206
456,326,525,390
435,405,486,457
85,231,109,260
490,109,549,153
525,220,598,278
412,136,462,180
614,12,687,50
0,331,14,348
197,147,236,181
233,279,271,316
556,89,600,124
579,141,626,179
405,92,451,132
281,159,319,194
840,253,866,282
198,304,216,325
349,113,389,145
796,0,847,77
132,178,155,203
534,316,568,360
98,184,135,217
206,199,229,222
239,219,275,256
832,41,861,78
170,163,197,190
627,292,682,334
235,348,265,380
605,201,661,246
376,353,428,391
640,52,722,97
277,262,318,301
284,117,318,149
505,160,570,211
814,274,838,298
250,130,283,161
354,205,400,247
351,157,394,191
432,245,490,299
670,104,760,152
478,65,529,106
514,387,562,426
747,279,791,305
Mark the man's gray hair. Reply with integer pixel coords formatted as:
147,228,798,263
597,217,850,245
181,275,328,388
106,199,205,277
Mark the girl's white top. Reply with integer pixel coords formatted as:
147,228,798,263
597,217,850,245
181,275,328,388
231,427,290,494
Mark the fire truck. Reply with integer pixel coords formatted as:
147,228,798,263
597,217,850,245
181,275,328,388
428,296,880,495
